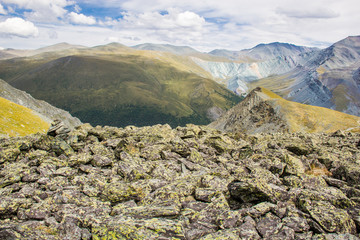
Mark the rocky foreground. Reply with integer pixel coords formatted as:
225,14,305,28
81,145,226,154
0,123,360,239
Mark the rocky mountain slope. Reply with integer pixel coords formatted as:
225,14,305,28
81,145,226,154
0,97,49,137
0,79,81,130
0,122,359,239
253,36,360,116
210,87,360,134
0,44,240,128
192,42,318,95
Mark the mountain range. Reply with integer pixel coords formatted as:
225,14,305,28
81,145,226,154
0,35,359,132
1,36,360,239
132,36,360,118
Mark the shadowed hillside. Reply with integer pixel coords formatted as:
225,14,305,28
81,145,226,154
1,53,241,127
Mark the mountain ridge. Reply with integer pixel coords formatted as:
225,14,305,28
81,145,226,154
210,87,360,134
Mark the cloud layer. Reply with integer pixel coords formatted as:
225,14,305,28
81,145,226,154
0,0,358,50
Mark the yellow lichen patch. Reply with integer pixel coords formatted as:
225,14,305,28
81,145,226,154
36,225,57,235
0,97,50,137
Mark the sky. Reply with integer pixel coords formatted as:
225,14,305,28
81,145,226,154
0,0,359,51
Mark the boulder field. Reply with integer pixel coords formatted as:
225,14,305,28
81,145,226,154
0,123,360,239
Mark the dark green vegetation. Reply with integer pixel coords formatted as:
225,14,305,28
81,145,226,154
0,52,241,128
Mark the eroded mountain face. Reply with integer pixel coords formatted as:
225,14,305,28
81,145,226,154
193,42,318,95
1,123,359,239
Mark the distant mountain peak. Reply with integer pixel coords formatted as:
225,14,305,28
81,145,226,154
209,42,317,61
333,35,360,48
36,42,85,52
132,43,200,55
253,42,297,48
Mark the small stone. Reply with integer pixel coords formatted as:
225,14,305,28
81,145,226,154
195,188,217,202
91,154,112,167
239,216,261,240
256,212,282,238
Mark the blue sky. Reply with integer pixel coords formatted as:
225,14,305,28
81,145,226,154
0,0,359,51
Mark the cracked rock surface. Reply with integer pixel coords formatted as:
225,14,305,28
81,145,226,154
0,123,360,239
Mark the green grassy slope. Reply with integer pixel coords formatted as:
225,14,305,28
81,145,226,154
2,54,241,127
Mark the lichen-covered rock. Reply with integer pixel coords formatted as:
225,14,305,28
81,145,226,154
228,178,275,203
101,181,148,203
282,216,310,232
0,147,20,163
199,228,241,239
92,216,185,239
239,216,262,240
300,199,357,234
1,124,360,239
256,212,282,238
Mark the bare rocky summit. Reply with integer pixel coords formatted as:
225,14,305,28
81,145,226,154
0,123,360,239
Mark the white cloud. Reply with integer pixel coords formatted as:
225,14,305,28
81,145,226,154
1,0,74,22
175,11,205,28
113,9,207,45
68,12,96,25
0,17,39,38
0,4,7,14
120,9,205,30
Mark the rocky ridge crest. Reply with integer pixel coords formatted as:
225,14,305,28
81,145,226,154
0,123,360,239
